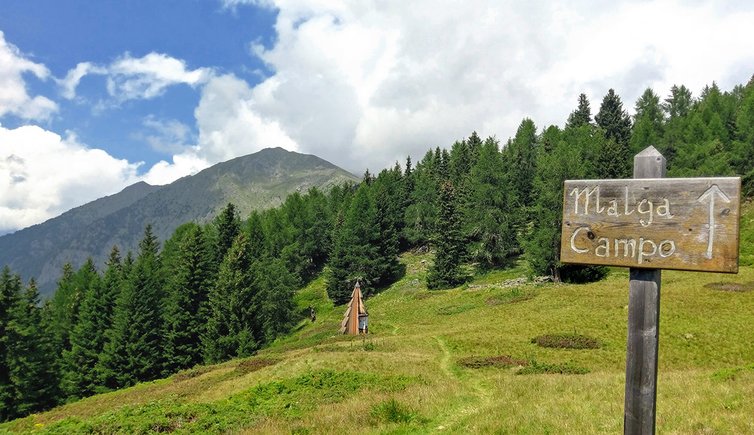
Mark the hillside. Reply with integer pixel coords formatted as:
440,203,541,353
0,147,358,297
4,206,753,433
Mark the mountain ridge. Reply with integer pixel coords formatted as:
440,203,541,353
0,147,358,296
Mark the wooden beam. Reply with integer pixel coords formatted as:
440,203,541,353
624,146,664,435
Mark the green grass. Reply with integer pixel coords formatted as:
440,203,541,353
3,206,754,433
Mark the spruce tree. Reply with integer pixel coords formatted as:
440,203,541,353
467,137,518,271
0,267,21,420
630,88,665,153
163,225,213,373
61,262,105,399
203,234,258,363
567,93,592,128
99,225,164,388
595,89,632,178
7,279,59,417
403,150,439,248
506,118,538,211
254,258,297,343
214,202,241,264
326,183,380,303
427,182,468,289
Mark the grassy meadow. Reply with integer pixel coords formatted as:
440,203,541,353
2,206,754,434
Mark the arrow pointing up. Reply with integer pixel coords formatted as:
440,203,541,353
697,185,731,259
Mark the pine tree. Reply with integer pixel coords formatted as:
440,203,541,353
403,150,439,247
467,137,518,271
254,258,297,343
506,118,538,210
203,234,258,363
567,93,592,128
0,267,22,420
631,88,665,153
61,261,105,399
7,279,59,417
326,183,380,303
98,225,165,388
595,89,632,178
427,182,468,289
214,203,241,264
372,168,405,286
163,225,213,373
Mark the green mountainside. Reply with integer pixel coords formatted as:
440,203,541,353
3,205,753,433
0,148,357,297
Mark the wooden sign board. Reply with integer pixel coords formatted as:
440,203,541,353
560,177,741,273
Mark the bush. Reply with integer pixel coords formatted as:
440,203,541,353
531,333,600,349
457,355,527,369
516,360,589,375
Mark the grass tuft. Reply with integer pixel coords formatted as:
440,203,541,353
369,398,423,425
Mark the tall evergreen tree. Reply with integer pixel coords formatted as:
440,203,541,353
8,279,59,416
326,183,380,303
61,261,105,399
505,118,538,210
630,88,665,153
214,203,241,264
595,89,632,178
427,182,468,289
99,225,164,388
203,234,258,363
467,137,518,270
0,267,22,421
403,150,439,247
163,225,213,373
567,93,592,128
254,258,297,343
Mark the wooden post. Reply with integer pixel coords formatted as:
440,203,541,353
624,146,666,434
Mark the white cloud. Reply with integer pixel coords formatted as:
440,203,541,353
0,124,141,234
0,31,58,120
221,0,754,172
59,52,212,101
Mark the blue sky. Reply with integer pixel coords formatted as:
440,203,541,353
0,0,276,165
1,0,754,234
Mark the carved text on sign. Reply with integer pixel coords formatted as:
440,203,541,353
560,178,740,273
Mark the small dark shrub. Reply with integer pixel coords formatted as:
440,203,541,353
531,333,600,349
457,355,527,369
516,360,589,375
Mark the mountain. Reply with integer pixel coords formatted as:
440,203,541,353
0,147,358,297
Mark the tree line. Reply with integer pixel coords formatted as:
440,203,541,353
2,77,753,421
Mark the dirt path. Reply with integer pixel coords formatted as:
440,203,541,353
432,336,495,432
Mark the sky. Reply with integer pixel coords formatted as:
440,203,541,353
1,0,753,235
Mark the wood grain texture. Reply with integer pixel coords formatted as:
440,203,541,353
560,177,741,272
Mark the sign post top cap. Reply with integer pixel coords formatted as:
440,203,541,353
635,145,663,158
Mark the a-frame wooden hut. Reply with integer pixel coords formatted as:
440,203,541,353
340,281,368,335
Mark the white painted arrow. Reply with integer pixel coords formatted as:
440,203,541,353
697,185,731,259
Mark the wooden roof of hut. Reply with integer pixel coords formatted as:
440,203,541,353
340,281,368,335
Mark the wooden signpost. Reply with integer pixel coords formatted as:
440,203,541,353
559,146,741,434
